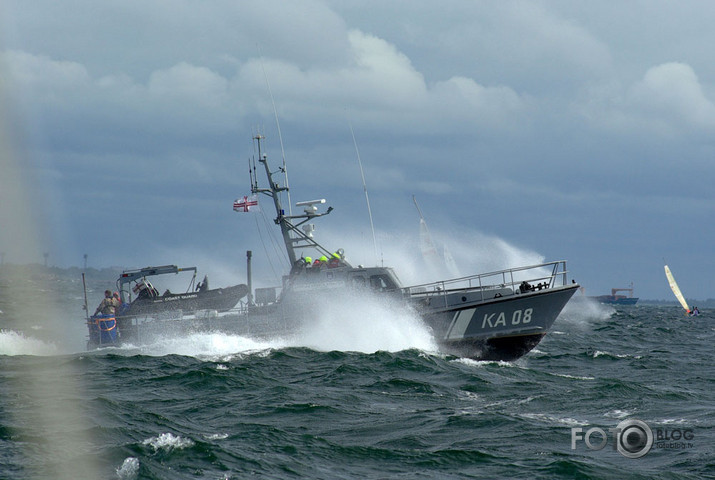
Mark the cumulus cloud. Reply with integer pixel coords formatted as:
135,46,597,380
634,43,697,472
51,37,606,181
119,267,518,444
629,62,715,130
430,76,525,127
574,62,715,139
148,62,229,108
1,50,91,105
230,29,526,134
347,30,427,104
3,24,527,140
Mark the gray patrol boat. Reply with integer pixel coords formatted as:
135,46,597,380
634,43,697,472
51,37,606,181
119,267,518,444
222,134,579,361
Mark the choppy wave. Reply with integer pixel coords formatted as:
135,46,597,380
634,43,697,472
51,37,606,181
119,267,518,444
0,329,60,356
0,306,712,479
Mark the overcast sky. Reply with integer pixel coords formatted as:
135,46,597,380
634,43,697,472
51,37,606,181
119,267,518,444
1,1,713,300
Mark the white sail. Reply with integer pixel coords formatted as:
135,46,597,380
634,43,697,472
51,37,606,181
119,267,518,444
414,196,440,265
414,196,459,278
443,244,461,278
419,217,441,267
664,265,689,312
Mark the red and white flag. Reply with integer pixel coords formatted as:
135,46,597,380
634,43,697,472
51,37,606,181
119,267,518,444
233,194,259,212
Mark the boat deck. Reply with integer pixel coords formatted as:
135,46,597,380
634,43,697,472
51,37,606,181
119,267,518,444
405,260,573,310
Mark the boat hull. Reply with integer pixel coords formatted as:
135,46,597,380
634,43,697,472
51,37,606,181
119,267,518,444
417,285,579,360
93,261,578,362
110,284,247,345
121,284,248,317
100,285,577,360
589,295,638,305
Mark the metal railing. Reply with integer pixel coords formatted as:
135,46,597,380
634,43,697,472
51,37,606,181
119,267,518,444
403,260,571,304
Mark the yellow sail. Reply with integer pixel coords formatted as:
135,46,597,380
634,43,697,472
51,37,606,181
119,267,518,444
664,265,690,312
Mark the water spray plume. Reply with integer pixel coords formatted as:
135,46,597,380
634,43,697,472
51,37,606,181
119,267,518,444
294,288,437,354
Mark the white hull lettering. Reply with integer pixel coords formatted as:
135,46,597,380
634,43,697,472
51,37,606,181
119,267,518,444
482,308,533,328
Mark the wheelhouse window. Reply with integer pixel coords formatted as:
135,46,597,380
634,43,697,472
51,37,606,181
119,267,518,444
369,275,397,292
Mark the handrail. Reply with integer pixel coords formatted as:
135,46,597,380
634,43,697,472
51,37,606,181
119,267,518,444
403,260,571,303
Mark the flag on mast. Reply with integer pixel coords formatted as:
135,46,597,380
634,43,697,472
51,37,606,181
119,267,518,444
233,194,259,212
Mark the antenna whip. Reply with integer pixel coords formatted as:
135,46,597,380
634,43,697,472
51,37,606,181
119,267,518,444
349,118,379,265
258,46,292,215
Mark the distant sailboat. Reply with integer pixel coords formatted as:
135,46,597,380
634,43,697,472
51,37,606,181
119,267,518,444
664,265,690,314
414,196,439,265
413,196,460,278
442,244,460,279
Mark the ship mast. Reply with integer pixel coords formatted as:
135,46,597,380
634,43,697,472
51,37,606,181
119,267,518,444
251,134,338,266
252,134,293,263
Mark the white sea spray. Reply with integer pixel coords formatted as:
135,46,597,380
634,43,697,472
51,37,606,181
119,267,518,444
143,432,195,452
116,457,140,480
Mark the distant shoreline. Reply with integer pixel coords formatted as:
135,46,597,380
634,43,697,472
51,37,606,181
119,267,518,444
3,263,713,307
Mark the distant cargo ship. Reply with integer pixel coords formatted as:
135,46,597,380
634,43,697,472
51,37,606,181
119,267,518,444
590,285,638,305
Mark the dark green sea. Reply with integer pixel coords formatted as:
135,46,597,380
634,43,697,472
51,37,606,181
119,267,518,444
1,274,713,479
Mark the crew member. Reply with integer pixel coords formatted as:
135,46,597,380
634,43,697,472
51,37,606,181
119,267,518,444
196,275,209,292
313,255,328,267
291,258,306,274
94,289,119,316
328,252,341,268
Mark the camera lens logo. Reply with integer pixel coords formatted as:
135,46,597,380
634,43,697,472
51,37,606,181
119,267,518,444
615,419,653,458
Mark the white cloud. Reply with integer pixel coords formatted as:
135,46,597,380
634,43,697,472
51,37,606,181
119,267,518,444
430,76,525,127
4,9,536,141
346,30,427,104
230,29,429,117
629,62,715,130
1,50,91,104
573,62,715,138
229,29,526,134
148,62,229,108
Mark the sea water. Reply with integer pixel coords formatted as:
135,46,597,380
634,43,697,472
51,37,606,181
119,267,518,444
0,286,713,479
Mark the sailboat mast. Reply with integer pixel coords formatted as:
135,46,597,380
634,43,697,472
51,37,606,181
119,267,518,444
413,195,426,222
